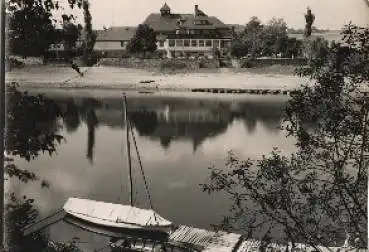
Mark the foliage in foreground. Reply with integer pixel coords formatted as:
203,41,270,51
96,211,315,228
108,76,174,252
203,24,368,249
4,84,81,251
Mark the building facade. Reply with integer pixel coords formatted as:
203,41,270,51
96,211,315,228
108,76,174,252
94,27,136,57
143,3,233,58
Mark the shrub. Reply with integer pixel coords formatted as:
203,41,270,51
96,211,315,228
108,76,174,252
198,58,207,68
6,57,25,70
159,60,188,71
240,58,254,68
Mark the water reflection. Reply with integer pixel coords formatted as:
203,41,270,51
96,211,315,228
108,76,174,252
48,94,287,157
62,98,81,133
8,91,296,251
86,108,98,164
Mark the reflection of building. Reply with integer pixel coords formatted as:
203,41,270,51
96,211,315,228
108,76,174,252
156,105,224,123
130,106,231,152
94,109,125,129
143,3,233,58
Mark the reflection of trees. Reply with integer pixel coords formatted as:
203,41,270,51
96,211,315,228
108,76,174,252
234,101,285,134
54,97,287,139
129,111,158,135
63,99,81,133
160,136,172,149
86,108,98,164
243,118,257,134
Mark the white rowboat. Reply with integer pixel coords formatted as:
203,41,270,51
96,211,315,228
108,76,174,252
63,197,173,233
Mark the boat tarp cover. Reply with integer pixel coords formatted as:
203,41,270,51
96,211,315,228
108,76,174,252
63,197,172,227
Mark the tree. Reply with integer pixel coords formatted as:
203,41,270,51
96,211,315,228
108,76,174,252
230,38,248,58
235,17,290,58
241,16,264,57
304,7,315,37
6,0,55,57
203,24,368,249
79,0,97,66
6,0,95,74
285,37,303,58
261,18,288,57
5,83,64,162
245,16,263,32
302,36,330,60
127,24,157,58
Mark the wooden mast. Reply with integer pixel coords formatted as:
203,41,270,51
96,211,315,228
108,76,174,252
123,93,133,206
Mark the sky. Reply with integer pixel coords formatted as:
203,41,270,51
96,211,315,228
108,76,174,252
56,0,369,30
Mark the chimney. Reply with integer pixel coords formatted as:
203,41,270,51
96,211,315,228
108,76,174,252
195,5,198,16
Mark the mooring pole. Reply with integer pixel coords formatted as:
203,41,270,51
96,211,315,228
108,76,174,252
123,93,133,206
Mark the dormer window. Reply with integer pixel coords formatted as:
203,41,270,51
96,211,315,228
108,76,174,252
160,3,171,16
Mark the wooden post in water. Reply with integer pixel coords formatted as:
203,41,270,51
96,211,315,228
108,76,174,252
123,93,133,206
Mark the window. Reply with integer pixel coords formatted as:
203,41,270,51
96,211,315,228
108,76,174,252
171,51,175,58
205,40,212,47
176,40,183,47
214,40,220,48
191,40,197,47
159,41,165,47
169,39,175,47
220,40,225,48
190,30,195,35
199,40,204,47
223,40,231,48
184,40,190,47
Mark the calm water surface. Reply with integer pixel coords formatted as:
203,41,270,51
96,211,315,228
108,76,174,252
9,90,296,251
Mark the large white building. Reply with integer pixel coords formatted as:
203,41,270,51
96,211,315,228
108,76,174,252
143,3,233,58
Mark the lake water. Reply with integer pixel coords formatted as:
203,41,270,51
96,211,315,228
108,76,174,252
8,90,297,251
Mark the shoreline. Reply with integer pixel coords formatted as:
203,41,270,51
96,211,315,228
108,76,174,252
6,65,305,92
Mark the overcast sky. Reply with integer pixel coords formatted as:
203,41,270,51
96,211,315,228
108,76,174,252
58,0,369,30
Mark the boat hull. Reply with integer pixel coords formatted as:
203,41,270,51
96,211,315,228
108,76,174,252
65,211,173,234
63,197,173,234
64,214,171,241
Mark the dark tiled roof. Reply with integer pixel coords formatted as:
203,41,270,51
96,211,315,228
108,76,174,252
143,13,230,31
96,26,136,41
